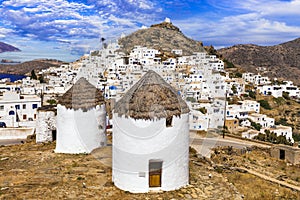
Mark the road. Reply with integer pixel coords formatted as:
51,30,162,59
190,133,271,158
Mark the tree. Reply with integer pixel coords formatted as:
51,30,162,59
254,133,266,141
254,129,292,145
31,69,37,80
293,133,300,142
231,85,238,94
38,74,46,83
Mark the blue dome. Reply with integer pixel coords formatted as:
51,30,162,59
109,85,117,90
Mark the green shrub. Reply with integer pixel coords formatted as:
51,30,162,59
47,99,57,105
283,91,290,100
251,121,262,131
258,100,271,110
249,91,256,99
273,97,285,105
198,107,207,114
186,97,196,102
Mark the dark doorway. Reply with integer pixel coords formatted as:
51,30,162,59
279,149,285,160
52,130,57,141
166,116,172,127
149,160,162,187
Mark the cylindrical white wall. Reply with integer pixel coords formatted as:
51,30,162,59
112,113,189,193
55,104,106,154
36,110,56,143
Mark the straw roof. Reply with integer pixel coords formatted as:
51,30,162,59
114,70,189,120
58,77,105,112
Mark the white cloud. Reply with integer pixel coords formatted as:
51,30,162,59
0,27,15,38
174,11,300,47
208,0,300,17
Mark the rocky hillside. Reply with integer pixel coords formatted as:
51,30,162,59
118,21,205,56
0,59,64,75
217,38,300,85
0,42,20,53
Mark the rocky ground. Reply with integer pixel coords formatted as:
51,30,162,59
0,60,64,75
1,138,300,199
0,139,241,200
211,146,300,199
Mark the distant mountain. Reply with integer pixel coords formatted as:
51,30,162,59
118,21,205,56
0,59,65,75
217,38,300,85
0,42,21,53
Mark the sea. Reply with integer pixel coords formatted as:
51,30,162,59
0,48,82,82
0,73,27,82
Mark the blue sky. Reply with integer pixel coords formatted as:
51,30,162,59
0,0,300,62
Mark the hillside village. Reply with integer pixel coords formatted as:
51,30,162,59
1,19,300,199
0,29,299,145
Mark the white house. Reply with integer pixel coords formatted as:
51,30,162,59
257,85,283,98
262,125,294,143
239,100,260,113
248,113,275,128
258,81,300,98
55,78,107,154
0,91,41,127
189,109,209,131
112,70,190,193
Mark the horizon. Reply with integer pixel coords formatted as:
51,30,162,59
0,0,300,62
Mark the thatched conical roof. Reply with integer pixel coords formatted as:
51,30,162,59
58,77,105,112
114,70,189,120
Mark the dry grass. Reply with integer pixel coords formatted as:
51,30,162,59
226,172,300,200
0,141,238,200
212,147,300,199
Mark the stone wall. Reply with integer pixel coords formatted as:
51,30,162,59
36,110,56,143
0,127,34,139
270,145,300,165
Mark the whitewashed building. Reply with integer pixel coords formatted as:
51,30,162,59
55,78,107,154
258,81,300,98
262,125,294,143
248,113,275,128
112,70,190,193
0,91,41,127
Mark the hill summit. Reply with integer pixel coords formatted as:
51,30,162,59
118,20,205,55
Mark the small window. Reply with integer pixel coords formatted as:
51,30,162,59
166,116,173,127
32,104,38,109
23,104,26,109
0,105,4,111
15,105,20,110
9,110,15,115
34,114,37,119
23,115,27,120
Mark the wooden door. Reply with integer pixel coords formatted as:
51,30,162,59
149,161,162,187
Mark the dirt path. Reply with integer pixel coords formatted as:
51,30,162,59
238,167,300,192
